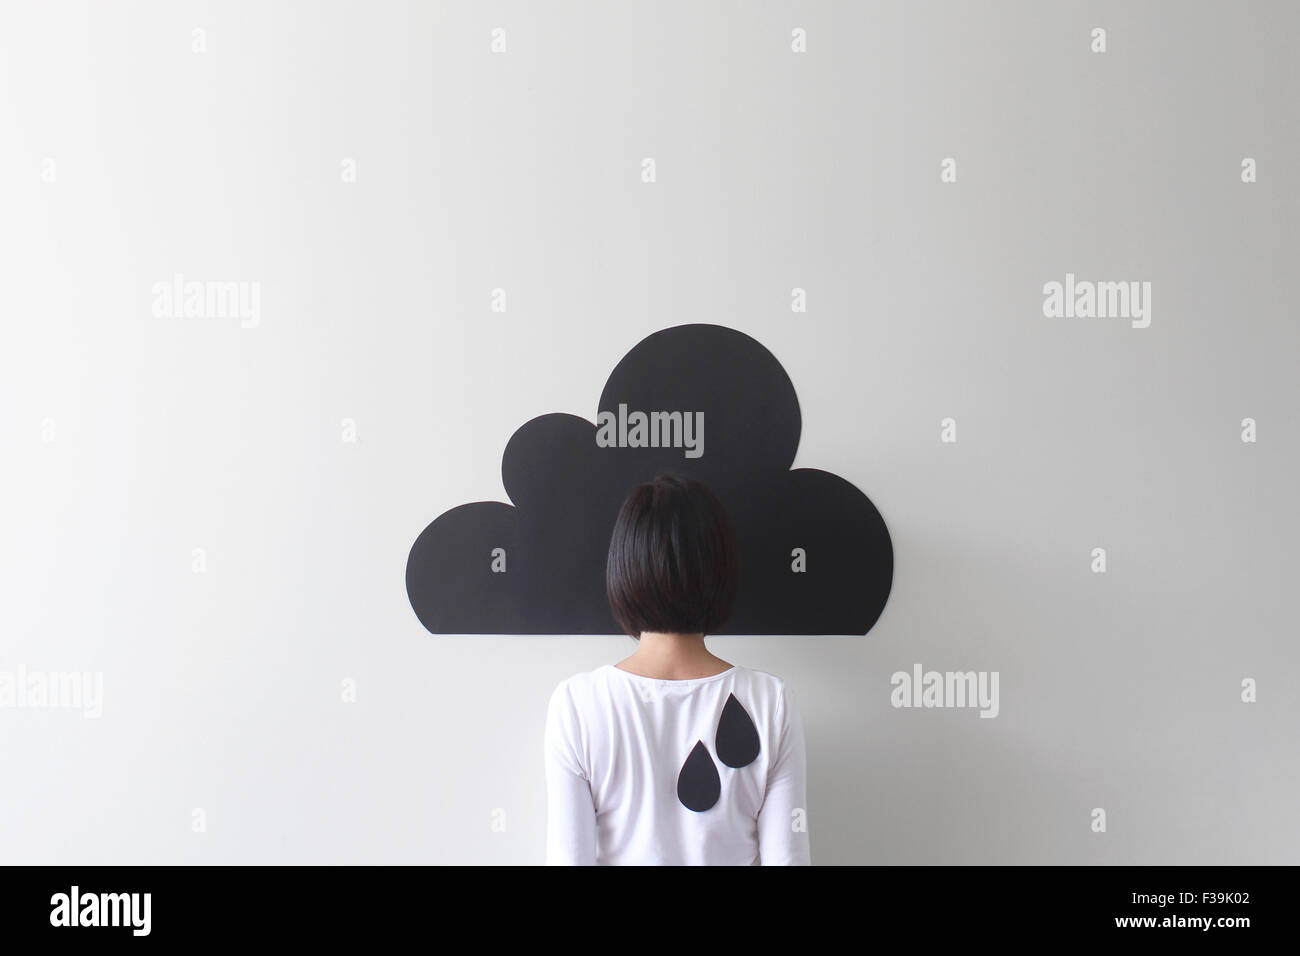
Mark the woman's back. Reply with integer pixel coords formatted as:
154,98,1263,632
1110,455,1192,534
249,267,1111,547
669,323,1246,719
545,662,810,865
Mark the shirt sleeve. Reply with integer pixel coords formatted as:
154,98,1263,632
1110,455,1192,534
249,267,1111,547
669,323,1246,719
756,681,812,865
544,679,598,865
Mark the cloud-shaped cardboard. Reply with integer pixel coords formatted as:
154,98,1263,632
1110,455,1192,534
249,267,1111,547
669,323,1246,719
406,323,893,635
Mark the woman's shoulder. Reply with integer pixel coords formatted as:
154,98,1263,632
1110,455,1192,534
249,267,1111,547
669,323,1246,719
552,662,619,686
727,666,796,719
547,663,615,706
730,664,791,697
732,664,786,686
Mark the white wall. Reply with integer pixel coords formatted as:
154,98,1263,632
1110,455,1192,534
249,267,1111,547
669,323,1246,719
2,0,1296,864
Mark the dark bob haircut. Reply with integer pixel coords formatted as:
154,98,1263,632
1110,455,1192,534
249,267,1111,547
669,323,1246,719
605,472,740,639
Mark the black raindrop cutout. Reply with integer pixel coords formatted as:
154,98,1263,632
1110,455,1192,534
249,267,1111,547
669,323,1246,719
714,693,761,768
677,740,720,812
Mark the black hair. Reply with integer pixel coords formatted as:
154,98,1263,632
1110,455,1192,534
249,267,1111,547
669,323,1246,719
605,472,739,640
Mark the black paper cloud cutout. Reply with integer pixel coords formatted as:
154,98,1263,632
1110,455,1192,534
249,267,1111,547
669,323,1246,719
406,323,893,635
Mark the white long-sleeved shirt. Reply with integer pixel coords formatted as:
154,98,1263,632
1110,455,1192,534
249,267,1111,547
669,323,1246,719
544,663,810,865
